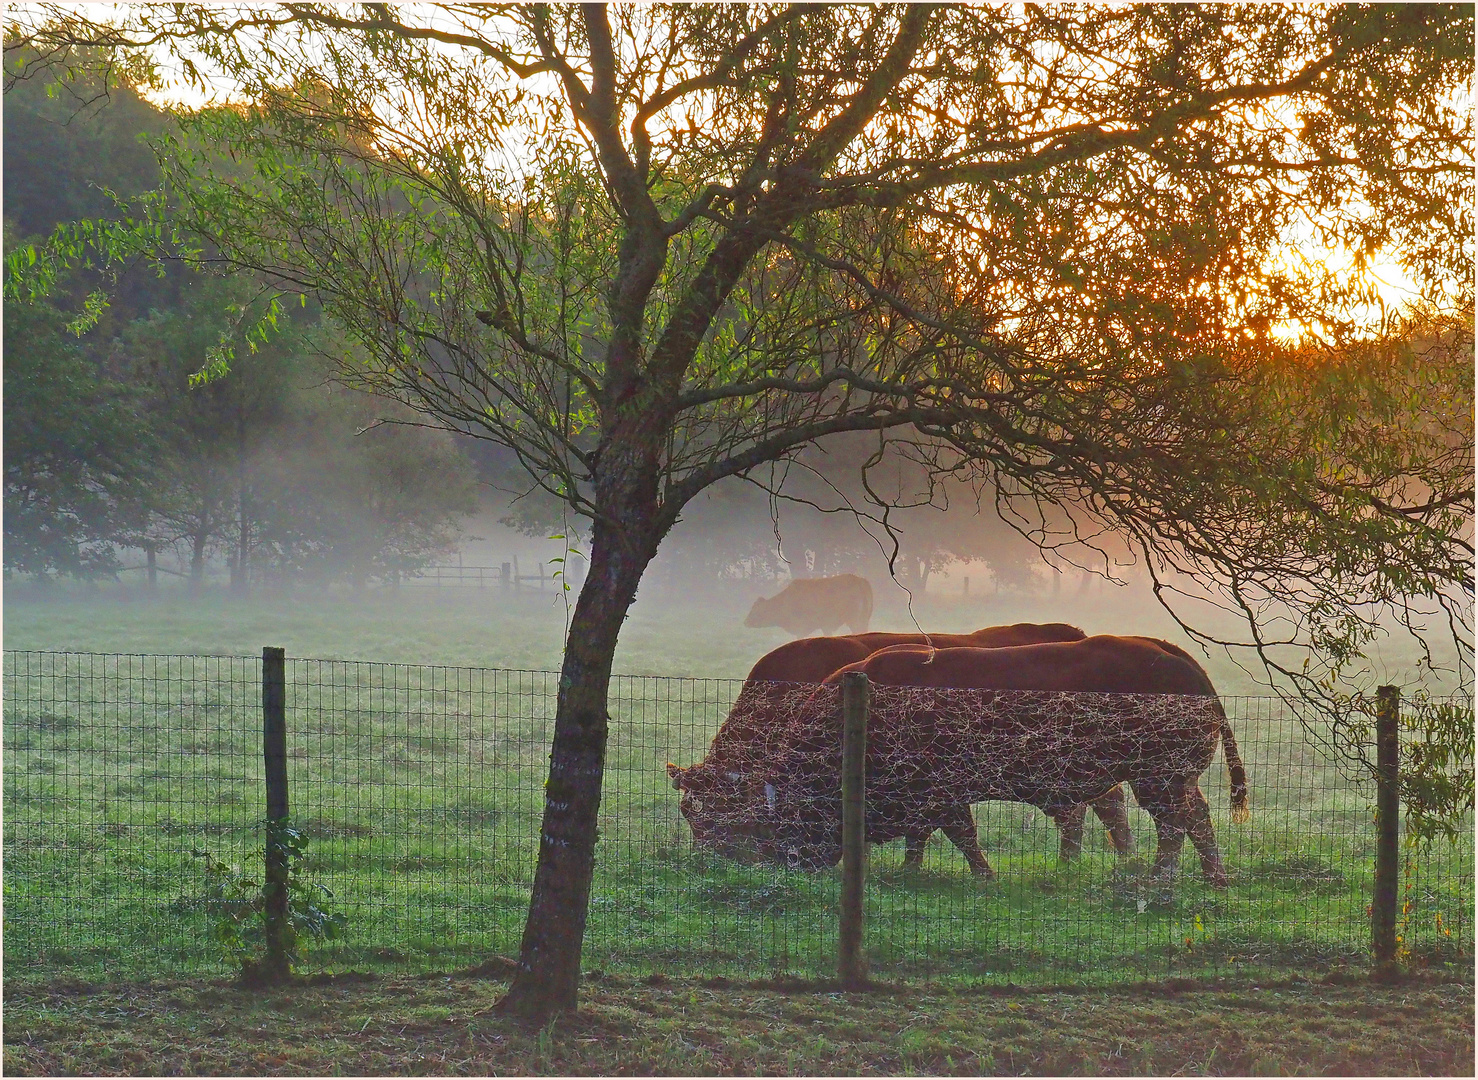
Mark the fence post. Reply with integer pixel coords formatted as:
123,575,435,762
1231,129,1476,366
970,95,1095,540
838,671,870,989
1372,684,1400,968
262,646,291,981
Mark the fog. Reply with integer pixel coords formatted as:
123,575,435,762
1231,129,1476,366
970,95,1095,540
9,468,1467,700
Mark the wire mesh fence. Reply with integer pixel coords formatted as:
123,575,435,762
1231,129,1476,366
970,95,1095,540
4,649,1471,984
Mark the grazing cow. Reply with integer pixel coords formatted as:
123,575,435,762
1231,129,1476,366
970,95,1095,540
718,622,1136,868
744,574,873,635
669,636,1249,888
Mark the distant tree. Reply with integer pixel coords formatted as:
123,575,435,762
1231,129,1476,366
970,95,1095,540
7,6,1471,1020
248,360,478,588
3,289,151,578
5,52,476,591
2,46,165,237
108,276,300,589
3,48,192,583
112,283,476,590
2,44,189,329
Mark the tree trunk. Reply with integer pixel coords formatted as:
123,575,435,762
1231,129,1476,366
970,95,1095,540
189,531,207,595
233,498,249,594
499,469,661,1020
234,400,249,594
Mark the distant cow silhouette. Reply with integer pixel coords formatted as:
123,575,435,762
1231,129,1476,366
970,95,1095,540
744,574,873,635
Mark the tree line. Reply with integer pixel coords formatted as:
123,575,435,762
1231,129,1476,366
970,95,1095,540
3,62,476,589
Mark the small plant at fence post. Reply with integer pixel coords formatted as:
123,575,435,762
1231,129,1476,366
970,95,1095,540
839,671,870,989
262,645,291,982
1372,685,1400,968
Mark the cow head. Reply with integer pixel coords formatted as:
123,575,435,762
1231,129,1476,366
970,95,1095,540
743,595,776,628
666,760,841,869
666,760,765,858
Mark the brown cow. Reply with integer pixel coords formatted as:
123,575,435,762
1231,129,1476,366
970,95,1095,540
719,622,1137,868
744,575,873,635
670,636,1249,888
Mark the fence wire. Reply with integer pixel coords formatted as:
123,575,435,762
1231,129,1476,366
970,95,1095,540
3,651,1471,983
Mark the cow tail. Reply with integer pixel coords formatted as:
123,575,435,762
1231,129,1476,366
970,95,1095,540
1218,705,1251,823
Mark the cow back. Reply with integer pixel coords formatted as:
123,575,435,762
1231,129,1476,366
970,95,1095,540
967,622,1087,647
828,636,1214,696
745,623,1087,684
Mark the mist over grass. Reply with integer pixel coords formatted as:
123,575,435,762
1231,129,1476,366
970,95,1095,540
0,577,1196,682
5,565,1462,699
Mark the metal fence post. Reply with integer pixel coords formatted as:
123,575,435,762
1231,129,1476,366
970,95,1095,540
1372,684,1400,967
838,671,870,989
262,646,290,980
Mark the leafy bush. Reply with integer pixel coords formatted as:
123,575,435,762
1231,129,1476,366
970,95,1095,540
192,822,345,982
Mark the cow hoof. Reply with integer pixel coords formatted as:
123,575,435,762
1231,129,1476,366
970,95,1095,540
1149,866,1180,888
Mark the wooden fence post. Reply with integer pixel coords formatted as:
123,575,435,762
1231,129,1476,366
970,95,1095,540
1372,684,1400,968
838,671,870,989
262,646,291,981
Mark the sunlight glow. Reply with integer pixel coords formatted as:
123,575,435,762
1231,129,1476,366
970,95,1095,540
20,3,1455,347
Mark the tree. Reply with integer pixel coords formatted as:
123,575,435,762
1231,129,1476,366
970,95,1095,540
5,51,477,591
6,5,1472,1019
113,281,478,590
3,44,167,238
3,287,152,578
246,365,479,588
110,276,300,589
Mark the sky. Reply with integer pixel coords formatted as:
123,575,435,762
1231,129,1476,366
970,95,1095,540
120,7,1431,342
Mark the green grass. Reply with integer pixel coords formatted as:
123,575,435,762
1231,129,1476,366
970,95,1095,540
4,586,1474,988
3,970,1473,1075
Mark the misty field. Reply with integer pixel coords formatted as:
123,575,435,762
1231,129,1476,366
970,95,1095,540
7,576,1463,694
4,587,1471,986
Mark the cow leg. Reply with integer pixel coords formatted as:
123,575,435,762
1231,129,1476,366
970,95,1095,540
1090,784,1137,855
902,832,929,870
1052,803,1086,861
937,805,994,878
1184,784,1229,888
1132,779,1188,883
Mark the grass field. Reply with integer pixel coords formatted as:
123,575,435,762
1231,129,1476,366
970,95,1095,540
4,970,1473,1076
4,585,1473,991
0,577,1316,690
5,582,1472,998
7,574,1466,694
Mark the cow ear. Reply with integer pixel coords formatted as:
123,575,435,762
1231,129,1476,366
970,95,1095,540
666,762,686,790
